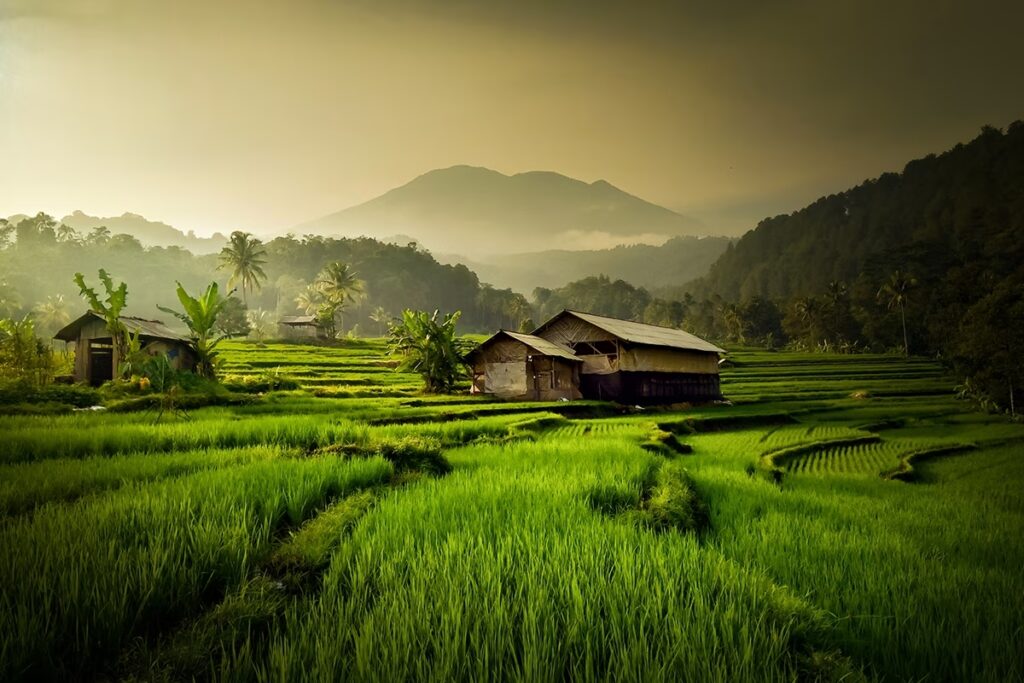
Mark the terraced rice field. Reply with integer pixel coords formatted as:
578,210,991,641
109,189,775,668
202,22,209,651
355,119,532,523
1,340,1022,682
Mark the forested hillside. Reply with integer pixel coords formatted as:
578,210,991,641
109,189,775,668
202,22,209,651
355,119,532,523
688,122,1024,411
697,123,1024,301
439,235,731,292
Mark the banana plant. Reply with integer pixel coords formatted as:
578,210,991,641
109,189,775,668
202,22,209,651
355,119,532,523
158,281,233,380
387,309,471,393
73,269,129,375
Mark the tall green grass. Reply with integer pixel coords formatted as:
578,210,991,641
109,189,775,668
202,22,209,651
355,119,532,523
0,456,392,680
243,439,848,682
687,433,1024,680
0,445,283,515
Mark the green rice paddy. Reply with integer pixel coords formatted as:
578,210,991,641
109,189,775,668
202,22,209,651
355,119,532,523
1,340,1022,681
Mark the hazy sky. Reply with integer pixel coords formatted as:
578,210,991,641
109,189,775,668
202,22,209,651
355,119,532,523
2,0,1023,238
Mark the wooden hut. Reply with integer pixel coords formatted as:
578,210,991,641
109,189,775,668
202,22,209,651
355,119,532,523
466,330,582,400
278,315,321,339
54,312,196,386
532,310,725,403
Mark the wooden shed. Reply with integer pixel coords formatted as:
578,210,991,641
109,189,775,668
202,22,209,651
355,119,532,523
466,330,582,400
54,311,196,386
278,315,321,339
532,310,725,403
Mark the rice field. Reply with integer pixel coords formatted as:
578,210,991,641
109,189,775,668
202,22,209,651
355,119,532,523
1,340,1022,681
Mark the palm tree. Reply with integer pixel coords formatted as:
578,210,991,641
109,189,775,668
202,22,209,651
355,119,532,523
295,284,323,315
506,296,534,332
33,295,70,333
246,309,273,344
87,226,111,245
217,231,268,303
877,270,917,357
369,306,392,337
315,262,364,333
56,224,79,243
824,281,848,344
0,219,12,249
719,303,747,344
793,296,823,348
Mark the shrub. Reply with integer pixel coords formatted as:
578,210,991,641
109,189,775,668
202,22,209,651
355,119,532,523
0,380,99,407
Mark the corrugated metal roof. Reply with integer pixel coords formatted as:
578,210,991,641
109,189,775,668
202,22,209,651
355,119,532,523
120,316,190,342
54,311,190,343
499,331,581,361
467,330,582,362
279,315,318,325
536,310,726,354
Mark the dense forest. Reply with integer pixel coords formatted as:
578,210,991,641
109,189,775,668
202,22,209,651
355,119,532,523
684,123,1024,411
0,220,530,338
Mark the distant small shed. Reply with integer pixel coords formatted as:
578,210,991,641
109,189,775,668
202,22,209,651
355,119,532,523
278,315,320,339
466,330,582,401
54,311,196,386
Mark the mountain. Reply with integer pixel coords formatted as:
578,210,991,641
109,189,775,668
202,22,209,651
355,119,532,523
58,211,228,254
693,123,1024,301
295,165,705,254
437,235,732,292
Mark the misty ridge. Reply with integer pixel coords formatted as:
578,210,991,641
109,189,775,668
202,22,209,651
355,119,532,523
1,121,1023,410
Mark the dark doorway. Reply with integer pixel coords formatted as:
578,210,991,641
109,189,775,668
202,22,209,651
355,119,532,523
88,341,114,386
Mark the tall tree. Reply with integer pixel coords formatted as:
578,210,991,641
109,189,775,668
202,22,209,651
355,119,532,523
246,309,273,344
315,261,364,334
0,219,12,250
33,295,71,335
87,226,111,246
369,306,392,337
56,224,79,243
295,284,323,316
877,271,917,357
217,231,268,303
0,280,21,318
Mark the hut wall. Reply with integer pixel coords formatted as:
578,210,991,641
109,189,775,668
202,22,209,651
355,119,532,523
143,340,196,372
470,339,581,400
536,316,617,347
471,339,529,398
618,346,719,374
536,317,620,376
581,371,720,403
72,318,115,383
530,356,582,401
279,324,319,339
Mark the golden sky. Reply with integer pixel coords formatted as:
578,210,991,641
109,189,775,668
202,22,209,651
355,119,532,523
2,0,1023,237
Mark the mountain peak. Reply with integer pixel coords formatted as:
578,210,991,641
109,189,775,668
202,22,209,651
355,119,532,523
296,166,702,255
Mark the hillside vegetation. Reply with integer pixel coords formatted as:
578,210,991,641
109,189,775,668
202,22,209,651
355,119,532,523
439,235,732,292
696,123,1024,302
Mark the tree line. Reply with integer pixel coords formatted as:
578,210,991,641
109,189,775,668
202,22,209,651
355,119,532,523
0,216,534,338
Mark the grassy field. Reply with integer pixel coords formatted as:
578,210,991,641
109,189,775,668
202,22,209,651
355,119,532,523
1,340,1022,681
